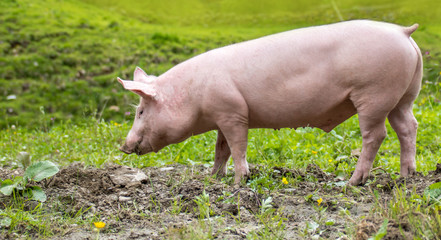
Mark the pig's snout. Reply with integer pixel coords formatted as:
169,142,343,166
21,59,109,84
119,136,153,155
119,144,134,154
119,136,143,155
119,143,144,155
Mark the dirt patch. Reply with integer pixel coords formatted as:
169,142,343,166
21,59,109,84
1,163,441,239
356,216,414,240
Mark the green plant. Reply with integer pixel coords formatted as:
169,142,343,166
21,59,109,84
368,219,389,240
366,185,441,239
424,181,441,204
194,190,213,219
0,157,59,202
300,195,331,238
250,196,286,239
169,196,185,215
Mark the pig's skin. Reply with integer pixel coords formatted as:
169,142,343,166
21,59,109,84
118,20,423,185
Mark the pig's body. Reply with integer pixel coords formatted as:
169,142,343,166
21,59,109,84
119,20,423,185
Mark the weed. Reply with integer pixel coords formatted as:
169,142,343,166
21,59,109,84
148,195,161,214
169,196,185,215
166,218,218,240
194,190,213,219
249,196,286,239
369,219,389,240
0,155,59,202
0,198,54,237
367,185,441,239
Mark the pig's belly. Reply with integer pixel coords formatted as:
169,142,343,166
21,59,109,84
248,98,357,132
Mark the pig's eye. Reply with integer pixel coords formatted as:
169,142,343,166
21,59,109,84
139,110,144,116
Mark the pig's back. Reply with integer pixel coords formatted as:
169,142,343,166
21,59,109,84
172,20,419,131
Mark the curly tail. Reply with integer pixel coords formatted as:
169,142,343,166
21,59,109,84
404,23,419,36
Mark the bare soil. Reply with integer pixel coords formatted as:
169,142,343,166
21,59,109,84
1,163,440,239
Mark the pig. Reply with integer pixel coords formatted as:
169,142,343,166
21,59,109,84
118,20,422,186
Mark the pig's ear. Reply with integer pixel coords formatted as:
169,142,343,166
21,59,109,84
134,66,156,84
118,77,157,100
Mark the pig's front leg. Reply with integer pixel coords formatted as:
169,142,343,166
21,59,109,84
211,130,231,176
218,122,250,184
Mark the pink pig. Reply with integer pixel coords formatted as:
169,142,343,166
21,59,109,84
118,20,422,185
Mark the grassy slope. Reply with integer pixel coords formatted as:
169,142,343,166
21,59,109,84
1,0,441,128
79,0,441,26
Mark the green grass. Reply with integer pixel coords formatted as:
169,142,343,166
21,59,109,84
1,102,440,179
80,0,441,27
0,196,92,238
367,185,441,239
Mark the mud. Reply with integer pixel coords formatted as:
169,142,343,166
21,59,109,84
1,163,441,239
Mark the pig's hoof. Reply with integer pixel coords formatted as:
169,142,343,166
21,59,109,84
348,179,362,186
234,172,250,185
348,173,368,186
212,173,227,180
211,169,227,178
400,165,416,177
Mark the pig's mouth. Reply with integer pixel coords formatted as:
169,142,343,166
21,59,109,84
119,139,153,155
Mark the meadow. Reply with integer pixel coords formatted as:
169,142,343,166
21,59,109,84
1,0,441,239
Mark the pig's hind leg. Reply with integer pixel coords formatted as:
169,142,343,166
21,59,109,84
388,103,418,177
349,112,388,185
351,88,419,186
211,130,231,177
387,44,421,178
348,88,399,185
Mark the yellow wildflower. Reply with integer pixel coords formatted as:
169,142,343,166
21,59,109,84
439,71,441,76
282,177,288,185
311,150,318,154
317,198,323,206
328,159,332,163
94,222,106,229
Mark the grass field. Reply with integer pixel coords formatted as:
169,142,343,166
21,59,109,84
1,0,441,239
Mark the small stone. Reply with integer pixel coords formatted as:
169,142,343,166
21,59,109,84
7,95,16,100
119,196,131,202
109,166,148,186
221,204,239,215
283,188,297,193
159,167,174,171
109,105,120,112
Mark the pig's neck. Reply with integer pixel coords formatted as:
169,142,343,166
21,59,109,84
155,69,200,136
156,71,190,110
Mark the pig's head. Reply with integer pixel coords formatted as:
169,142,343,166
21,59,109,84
118,67,162,155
